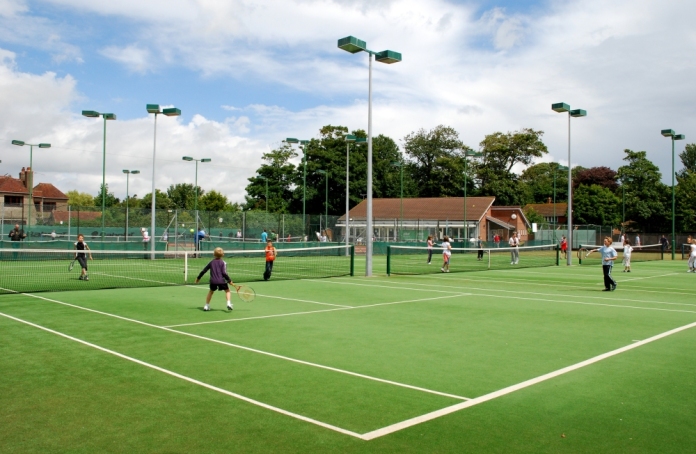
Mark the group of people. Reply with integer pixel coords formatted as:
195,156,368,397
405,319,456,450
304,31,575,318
425,232,522,272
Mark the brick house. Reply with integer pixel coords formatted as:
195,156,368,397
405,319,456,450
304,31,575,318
0,167,69,225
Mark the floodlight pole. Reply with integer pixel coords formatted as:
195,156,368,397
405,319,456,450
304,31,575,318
182,156,211,246
11,140,51,239
123,170,139,240
662,129,685,260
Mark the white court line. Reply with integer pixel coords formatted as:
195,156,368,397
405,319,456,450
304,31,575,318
184,286,353,308
315,279,696,315
8,292,469,401
165,294,471,328
352,277,696,309
0,311,362,440
619,273,679,282
362,319,696,440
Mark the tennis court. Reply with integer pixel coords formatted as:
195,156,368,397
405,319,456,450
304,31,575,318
1,253,695,453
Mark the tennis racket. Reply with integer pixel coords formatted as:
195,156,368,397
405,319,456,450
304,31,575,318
68,258,76,271
232,284,255,302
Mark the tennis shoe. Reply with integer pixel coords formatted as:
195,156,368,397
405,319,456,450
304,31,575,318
227,303,233,311
204,305,210,311
602,288,611,291
441,268,445,272
78,275,84,280
611,284,617,291
84,276,89,281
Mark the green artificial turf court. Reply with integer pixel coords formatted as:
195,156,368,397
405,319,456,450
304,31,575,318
1,257,696,453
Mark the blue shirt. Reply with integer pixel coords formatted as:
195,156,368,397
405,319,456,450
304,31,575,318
599,245,617,266
261,231,268,242
195,230,205,244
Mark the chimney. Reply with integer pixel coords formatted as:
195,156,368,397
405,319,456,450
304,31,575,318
19,167,26,187
26,167,34,192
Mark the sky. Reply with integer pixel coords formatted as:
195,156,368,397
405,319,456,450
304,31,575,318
0,0,694,205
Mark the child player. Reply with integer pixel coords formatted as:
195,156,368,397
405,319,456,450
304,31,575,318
263,239,277,281
587,237,618,291
74,233,93,281
195,247,234,311
687,236,696,273
441,235,452,273
622,239,633,273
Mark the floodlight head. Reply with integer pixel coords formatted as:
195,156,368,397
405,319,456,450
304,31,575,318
551,103,570,113
317,169,326,175
569,109,586,117
258,175,266,180
675,134,685,140
162,107,181,117
375,50,402,64
11,140,25,146
285,138,299,144
661,129,675,137
182,156,194,161
344,134,356,143
465,150,483,157
82,110,100,118
123,169,129,174
355,137,367,144
103,113,117,120
146,104,161,114
201,158,212,162
300,140,310,145
132,170,140,174
337,36,367,53
38,143,51,148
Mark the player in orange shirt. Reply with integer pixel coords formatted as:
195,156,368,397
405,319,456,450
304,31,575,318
263,239,277,281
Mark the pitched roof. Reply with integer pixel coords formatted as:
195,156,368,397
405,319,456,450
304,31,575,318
52,210,102,222
0,176,29,195
523,202,568,217
34,183,68,200
341,197,495,221
489,206,531,228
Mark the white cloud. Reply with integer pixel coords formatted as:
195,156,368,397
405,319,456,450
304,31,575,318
99,45,152,74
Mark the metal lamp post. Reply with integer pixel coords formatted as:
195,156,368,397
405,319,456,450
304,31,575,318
391,160,404,241
552,103,587,265
338,36,402,276
661,129,686,260
182,156,211,237
11,140,51,238
122,169,140,240
463,151,483,242
82,110,116,239
342,134,366,252
317,170,329,231
552,164,568,232
284,138,310,238
147,104,181,257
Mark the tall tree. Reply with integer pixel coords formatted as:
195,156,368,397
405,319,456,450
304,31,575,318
402,125,467,198
476,128,548,206
573,184,621,226
245,144,298,212
200,190,232,212
519,162,569,205
167,183,202,210
676,143,696,231
616,149,669,231
66,190,95,207
140,190,175,209
573,167,618,191
94,184,119,207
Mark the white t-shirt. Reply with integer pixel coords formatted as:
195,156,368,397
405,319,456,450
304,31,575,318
635,236,641,246
690,244,696,257
623,245,633,258
442,241,451,256
142,230,150,242
509,237,519,247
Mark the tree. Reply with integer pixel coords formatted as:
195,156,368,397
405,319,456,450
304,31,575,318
519,162,569,205
523,206,547,228
476,128,548,205
245,143,298,212
140,190,175,209
573,184,621,226
616,149,669,232
402,125,467,198
66,190,95,207
200,190,231,212
167,183,202,210
573,167,618,191
94,184,119,207
676,143,696,231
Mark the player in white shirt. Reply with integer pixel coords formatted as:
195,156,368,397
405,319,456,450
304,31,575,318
509,232,520,265
687,236,696,273
622,239,633,272
440,235,452,273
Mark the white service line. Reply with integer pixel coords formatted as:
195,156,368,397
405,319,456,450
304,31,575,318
362,319,696,440
11,292,470,401
619,273,679,282
184,285,353,308
0,311,363,440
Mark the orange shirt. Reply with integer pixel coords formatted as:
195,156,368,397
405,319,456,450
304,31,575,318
265,246,276,261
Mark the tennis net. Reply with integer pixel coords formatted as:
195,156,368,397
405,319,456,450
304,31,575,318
577,243,663,265
387,244,559,276
0,245,354,294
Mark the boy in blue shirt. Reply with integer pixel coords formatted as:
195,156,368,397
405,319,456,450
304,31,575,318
587,237,618,291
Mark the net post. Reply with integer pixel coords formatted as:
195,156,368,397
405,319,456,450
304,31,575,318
578,244,583,265
556,243,560,266
184,251,188,282
487,249,491,269
386,245,391,276
350,245,355,276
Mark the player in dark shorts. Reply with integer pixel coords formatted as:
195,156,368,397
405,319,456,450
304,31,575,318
74,233,93,280
195,247,234,311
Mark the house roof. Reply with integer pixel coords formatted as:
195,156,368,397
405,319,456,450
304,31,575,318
34,183,68,200
0,176,29,195
485,216,515,230
52,210,102,222
341,197,496,221
489,206,531,228
523,202,568,217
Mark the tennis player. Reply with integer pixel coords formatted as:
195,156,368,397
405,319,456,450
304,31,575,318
687,236,696,272
477,236,484,261
441,235,452,273
195,247,234,311
264,239,277,280
74,233,93,281
509,232,520,265
560,235,568,259
426,235,434,264
622,239,633,273
587,237,618,291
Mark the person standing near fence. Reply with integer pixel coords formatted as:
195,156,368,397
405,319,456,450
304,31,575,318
622,239,633,273
477,236,484,261
141,228,150,259
261,229,268,243
635,234,641,247
587,237,617,291
660,235,669,252
509,232,520,265
494,233,500,248
426,235,434,264
560,235,567,259
687,236,696,273
9,224,26,259
441,235,452,273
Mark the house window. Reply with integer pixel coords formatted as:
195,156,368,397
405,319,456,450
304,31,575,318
4,196,23,206
43,201,57,212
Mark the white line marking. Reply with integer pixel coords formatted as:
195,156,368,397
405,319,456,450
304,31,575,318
362,320,696,440
184,285,353,308
10,292,469,401
620,273,679,282
0,311,362,439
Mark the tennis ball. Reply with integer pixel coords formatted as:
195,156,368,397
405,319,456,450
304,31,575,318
190,229,194,233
